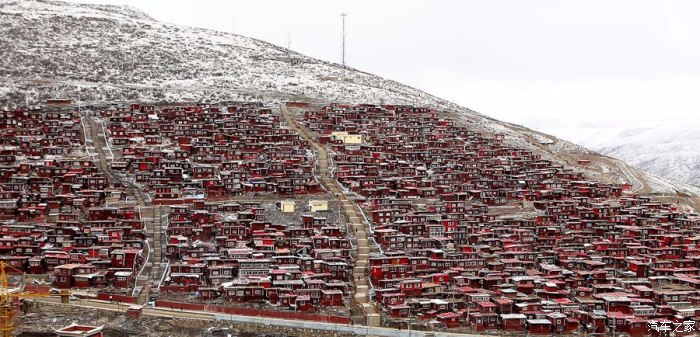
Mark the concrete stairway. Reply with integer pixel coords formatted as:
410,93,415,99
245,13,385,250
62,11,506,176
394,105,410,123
280,106,380,326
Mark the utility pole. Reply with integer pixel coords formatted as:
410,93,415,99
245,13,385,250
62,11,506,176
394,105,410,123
341,13,348,79
286,32,293,64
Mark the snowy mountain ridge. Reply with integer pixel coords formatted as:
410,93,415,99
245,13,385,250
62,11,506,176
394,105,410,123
1,0,155,21
595,120,700,188
0,0,471,116
528,116,700,189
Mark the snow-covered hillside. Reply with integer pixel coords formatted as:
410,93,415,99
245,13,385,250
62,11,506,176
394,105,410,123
525,116,700,189
0,0,473,114
1,0,574,158
594,120,700,188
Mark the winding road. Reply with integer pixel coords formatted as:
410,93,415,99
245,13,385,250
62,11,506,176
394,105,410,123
614,160,645,193
550,137,645,194
553,139,567,153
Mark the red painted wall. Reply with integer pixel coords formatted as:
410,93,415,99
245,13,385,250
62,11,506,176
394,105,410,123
155,300,350,324
96,293,136,304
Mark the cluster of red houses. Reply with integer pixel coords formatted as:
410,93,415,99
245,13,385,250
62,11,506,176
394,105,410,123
100,103,321,204
6,101,700,334
0,106,145,290
301,104,700,335
159,200,351,312
90,102,360,312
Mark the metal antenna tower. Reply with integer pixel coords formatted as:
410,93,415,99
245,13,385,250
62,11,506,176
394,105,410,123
341,13,348,79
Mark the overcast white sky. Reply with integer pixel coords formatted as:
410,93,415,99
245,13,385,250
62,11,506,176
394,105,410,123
70,0,700,138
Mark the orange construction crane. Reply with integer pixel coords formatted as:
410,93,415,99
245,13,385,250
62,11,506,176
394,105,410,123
0,261,70,337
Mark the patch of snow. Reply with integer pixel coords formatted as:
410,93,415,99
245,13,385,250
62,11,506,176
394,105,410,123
643,171,700,196
0,0,494,132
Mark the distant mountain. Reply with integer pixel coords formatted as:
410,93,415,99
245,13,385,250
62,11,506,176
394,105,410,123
530,117,700,189
595,120,700,188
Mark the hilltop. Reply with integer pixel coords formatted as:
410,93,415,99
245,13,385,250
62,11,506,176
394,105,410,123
0,0,696,200
0,0,466,112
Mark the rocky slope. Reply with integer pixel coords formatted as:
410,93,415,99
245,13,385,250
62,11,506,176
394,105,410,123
0,0,469,113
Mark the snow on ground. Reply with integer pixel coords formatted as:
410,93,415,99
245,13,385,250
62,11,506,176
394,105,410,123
0,0,552,156
531,116,700,189
643,171,700,196
526,132,555,145
0,0,476,116
1,0,697,196
595,120,700,188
